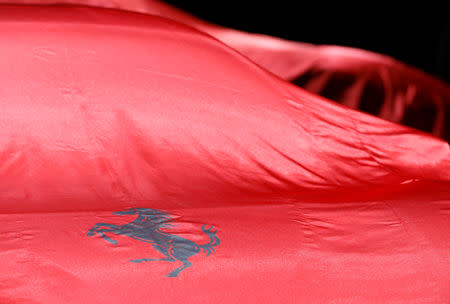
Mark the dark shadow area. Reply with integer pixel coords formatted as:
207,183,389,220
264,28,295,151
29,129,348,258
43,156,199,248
164,2,450,83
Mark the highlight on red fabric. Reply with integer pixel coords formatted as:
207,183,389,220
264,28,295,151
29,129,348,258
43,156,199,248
5,0,450,139
108,0,450,141
0,5,449,303
289,46,450,141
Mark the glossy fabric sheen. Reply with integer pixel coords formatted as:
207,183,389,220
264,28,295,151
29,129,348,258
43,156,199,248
0,6,449,303
5,0,450,139
113,0,450,140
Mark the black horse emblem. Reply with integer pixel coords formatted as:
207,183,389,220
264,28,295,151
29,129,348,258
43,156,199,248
87,208,220,277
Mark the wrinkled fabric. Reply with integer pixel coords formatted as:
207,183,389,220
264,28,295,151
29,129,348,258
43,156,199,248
112,0,450,140
290,46,450,140
0,5,449,304
7,0,449,140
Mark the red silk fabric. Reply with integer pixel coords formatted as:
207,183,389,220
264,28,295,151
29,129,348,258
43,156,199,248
7,0,449,139
0,5,449,303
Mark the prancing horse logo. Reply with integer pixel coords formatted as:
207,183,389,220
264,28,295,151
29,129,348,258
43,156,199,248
87,208,220,277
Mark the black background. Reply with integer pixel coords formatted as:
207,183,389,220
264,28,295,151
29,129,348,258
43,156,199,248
164,2,449,83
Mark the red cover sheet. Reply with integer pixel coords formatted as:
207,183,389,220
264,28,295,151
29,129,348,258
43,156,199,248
0,5,449,303
4,0,450,139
